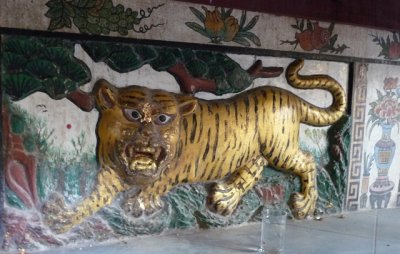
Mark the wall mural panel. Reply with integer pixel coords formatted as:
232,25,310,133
346,63,400,210
1,0,400,62
1,35,349,251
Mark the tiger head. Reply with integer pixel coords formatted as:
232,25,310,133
94,79,197,185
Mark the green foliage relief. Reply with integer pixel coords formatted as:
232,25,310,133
45,0,164,35
2,36,256,100
2,36,91,100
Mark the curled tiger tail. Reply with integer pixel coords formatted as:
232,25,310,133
285,59,347,126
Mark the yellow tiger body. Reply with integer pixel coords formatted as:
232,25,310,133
43,59,346,233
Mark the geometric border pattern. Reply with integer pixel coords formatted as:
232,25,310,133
346,63,368,211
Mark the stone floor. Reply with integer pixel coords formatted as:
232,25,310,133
28,209,400,254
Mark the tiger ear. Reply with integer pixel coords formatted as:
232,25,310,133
94,79,118,110
177,95,197,115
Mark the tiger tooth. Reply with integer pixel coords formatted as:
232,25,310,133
136,164,148,171
148,147,156,153
129,161,138,170
154,148,161,160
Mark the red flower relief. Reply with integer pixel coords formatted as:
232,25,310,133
310,23,331,50
388,42,400,59
383,77,399,90
373,97,400,120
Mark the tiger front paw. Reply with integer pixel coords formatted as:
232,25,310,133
207,182,241,216
42,193,74,234
122,194,164,217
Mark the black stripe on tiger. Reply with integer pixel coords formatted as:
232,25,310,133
197,105,204,143
216,155,228,178
233,100,239,125
207,104,213,115
212,113,220,162
122,91,145,98
261,89,267,99
200,162,210,179
266,146,275,158
252,94,259,140
182,118,188,145
224,120,229,142
176,140,183,159
232,131,237,149
202,128,211,160
243,96,250,130
194,156,200,177
224,103,231,117
190,114,197,143
244,146,251,162
272,90,276,113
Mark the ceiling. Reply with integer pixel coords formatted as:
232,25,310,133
176,0,400,32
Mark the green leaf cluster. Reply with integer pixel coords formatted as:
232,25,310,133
81,41,254,94
319,33,350,54
45,0,163,36
2,36,91,100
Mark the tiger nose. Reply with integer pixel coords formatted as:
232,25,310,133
134,124,154,144
140,124,154,136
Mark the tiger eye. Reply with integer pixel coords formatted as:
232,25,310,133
159,114,167,122
131,110,140,119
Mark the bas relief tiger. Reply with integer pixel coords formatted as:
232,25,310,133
43,59,346,233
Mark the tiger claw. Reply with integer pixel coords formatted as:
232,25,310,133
207,182,241,216
122,197,144,217
122,195,164,218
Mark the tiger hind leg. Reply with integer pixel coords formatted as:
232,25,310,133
270,150,317,219
207,156,267,216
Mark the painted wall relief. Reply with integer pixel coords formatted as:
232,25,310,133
185,7,261,46
347,63,400,211
1,35,350,251
42,59,346,233
367,77,400,208
281,19,349,54
45,0,165,35
371,32,400,60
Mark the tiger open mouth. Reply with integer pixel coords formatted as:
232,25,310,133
124,144,167,177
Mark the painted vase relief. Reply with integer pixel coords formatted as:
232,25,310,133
371,32,400,60
281,19,349,54
45,0,164,35
186,7,261,46
1,35,350,251
367,77,400,208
